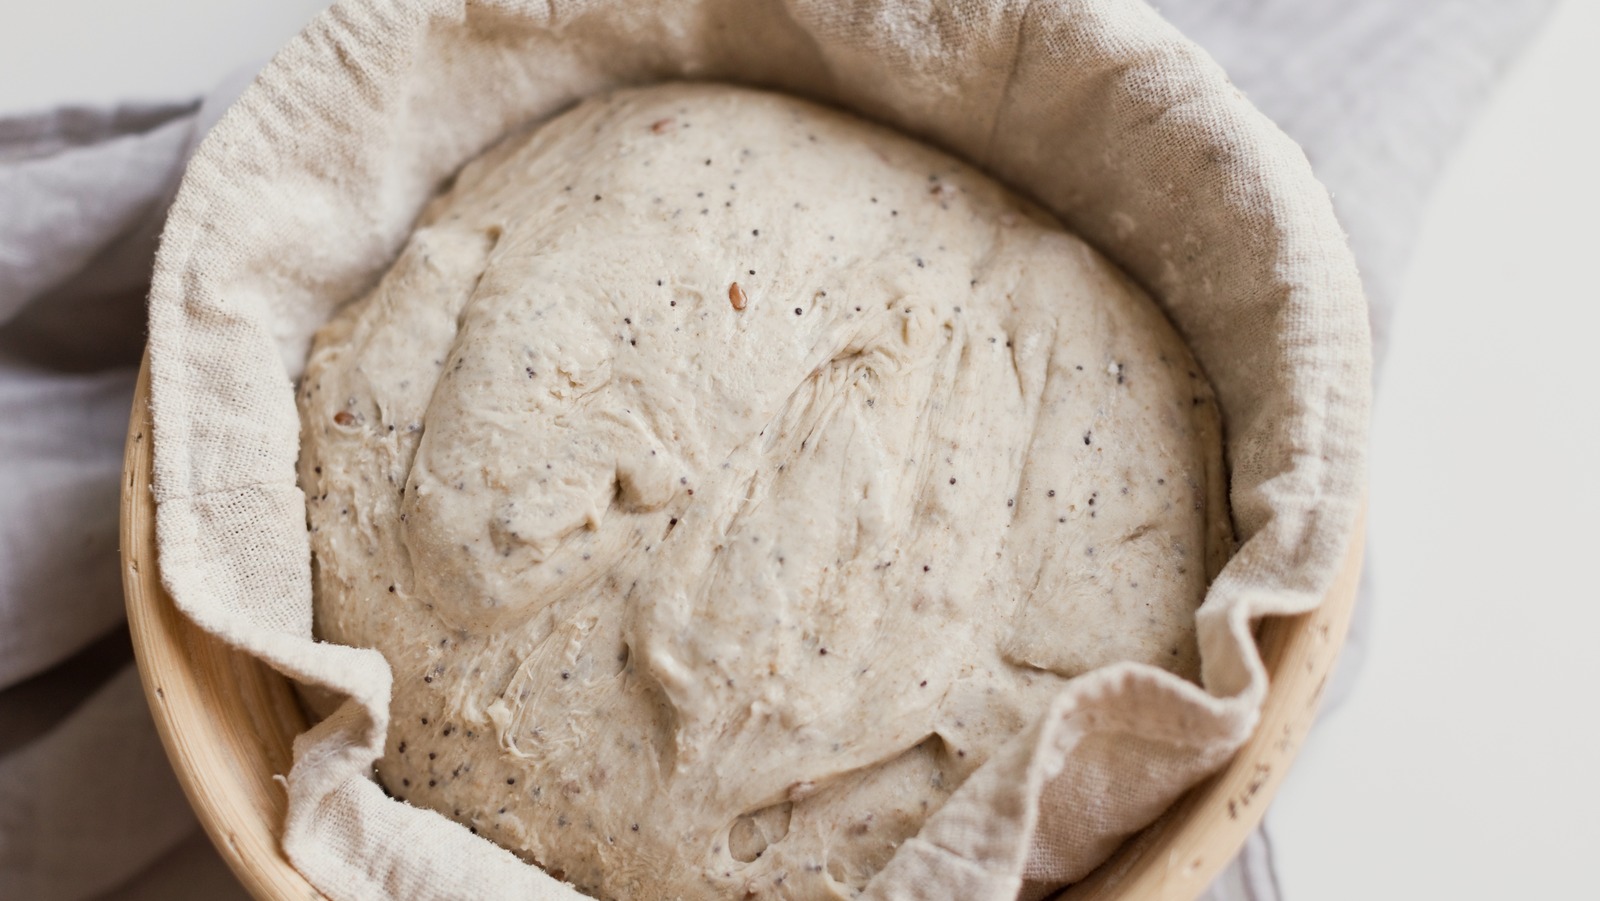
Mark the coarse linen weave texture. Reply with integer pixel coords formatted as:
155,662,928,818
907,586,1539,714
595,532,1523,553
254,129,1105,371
0,0,1556,899
144,0,1367,899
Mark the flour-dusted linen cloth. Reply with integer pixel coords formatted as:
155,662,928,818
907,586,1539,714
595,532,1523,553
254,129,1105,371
0,2,1553,899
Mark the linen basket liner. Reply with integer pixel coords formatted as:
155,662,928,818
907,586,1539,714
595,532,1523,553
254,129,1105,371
144,0,1370,898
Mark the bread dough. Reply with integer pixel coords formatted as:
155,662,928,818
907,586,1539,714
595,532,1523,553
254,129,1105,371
298,83,1231,901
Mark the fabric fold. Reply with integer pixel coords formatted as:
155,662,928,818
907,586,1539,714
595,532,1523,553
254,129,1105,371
0,668,198,901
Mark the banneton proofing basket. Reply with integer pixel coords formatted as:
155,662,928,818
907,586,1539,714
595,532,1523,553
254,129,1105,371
121,1,1368,899
123,361,1362,901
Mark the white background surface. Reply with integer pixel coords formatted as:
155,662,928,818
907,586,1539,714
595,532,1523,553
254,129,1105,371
2,1,1596,899
0,1,329,112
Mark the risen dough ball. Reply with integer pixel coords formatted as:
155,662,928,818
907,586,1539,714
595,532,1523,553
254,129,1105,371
299,84,1231,901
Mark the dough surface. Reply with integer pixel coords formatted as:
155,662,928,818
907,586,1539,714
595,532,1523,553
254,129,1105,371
299,83,1230,901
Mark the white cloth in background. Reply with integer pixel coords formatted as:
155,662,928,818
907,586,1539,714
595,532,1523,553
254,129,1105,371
0,2,1553,899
